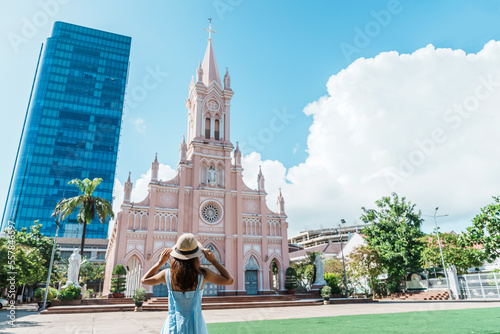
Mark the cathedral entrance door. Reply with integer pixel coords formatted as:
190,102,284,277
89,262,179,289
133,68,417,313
245,270,258,295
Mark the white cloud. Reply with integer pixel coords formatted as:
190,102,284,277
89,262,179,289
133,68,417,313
251,41,500,236
134,118,146,132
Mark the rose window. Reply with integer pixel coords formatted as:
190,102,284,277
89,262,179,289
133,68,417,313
201,203,220,223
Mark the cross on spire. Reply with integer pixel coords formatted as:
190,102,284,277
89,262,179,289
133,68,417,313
205,18,216,40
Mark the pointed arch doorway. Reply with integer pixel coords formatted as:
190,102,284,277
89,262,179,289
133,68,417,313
245,256,259,295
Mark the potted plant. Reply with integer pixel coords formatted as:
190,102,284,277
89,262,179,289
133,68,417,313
284,267,298,294
132,287,146,311
111,264,127,298
321,285,332,305
85,288,95,299
57,284,82,305
35,287,58,310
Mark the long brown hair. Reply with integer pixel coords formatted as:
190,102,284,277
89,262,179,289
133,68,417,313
170,257,207,292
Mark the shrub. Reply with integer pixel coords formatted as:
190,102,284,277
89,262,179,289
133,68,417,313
57,284,81,301
132,288,146,303
324,272,342,294
321,285,332,298
112,264,127,275
85,288,94,298
34,287,58,302
284,267,298,290
111,264,127,294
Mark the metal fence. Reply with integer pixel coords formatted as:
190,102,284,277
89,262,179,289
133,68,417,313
459,273,500,299
427,277,449,290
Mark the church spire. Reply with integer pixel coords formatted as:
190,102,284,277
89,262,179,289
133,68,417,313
201,19,221,87
180,135,187,162
234,142,242,166
224,67,231,90
277,188,285,215
124,172,133,204
257,165,265,192
151,153,159,181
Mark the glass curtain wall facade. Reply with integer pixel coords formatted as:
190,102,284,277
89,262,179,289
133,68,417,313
1,21,131,239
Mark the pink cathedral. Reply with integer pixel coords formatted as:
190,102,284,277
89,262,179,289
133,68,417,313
104,24,289,297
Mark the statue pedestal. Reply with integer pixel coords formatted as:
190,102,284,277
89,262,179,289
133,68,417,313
311,284,326,291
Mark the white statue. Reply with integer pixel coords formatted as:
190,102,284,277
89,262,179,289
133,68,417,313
207,167,217,186
64,248,82,288
313,254,327,286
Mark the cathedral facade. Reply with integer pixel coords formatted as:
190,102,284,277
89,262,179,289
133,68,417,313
103,26,289,296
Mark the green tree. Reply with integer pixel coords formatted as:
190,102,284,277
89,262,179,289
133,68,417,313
421,232,483,274
361,193,424,293
462,196,500,262
347,245,384,297
53,178,114,256
93,264,106,295
290,252,321,291
79,261,96,284
0,238,9,292
14,222,61,281
14,245,46,288
324,258,351,295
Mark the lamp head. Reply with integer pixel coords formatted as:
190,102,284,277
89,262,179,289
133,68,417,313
340,219,346,224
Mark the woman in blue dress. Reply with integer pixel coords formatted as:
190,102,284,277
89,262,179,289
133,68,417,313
142,233,234,333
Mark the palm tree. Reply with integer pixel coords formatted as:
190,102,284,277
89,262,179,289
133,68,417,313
53,178,114,257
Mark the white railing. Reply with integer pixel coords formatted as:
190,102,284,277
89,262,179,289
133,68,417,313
125,264,142,298
459,273,500,299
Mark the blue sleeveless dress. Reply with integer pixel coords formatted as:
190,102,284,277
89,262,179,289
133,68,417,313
161,269,208,334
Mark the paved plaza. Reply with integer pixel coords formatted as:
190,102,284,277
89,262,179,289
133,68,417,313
1,301,499,333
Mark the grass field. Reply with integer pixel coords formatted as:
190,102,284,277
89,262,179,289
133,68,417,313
206,307,500,334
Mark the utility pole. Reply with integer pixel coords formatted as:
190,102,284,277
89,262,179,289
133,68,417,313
340,219,349,298
40,211,62,311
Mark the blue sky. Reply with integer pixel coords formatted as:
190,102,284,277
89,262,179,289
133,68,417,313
1,0,500,236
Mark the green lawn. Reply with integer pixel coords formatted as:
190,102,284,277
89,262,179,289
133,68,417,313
207,307,500,334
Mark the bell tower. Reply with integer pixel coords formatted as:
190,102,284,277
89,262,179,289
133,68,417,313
185,19,234,151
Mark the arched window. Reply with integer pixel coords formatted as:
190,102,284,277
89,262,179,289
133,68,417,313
201,165,206,184
214,119,220,140
217,165,223,186
205,118,211,139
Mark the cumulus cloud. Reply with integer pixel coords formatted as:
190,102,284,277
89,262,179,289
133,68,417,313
134,118,146,132
259,41,500,235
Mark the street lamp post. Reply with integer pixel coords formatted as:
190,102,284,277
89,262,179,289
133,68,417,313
340,219,349,298
432,207,452,300
40,217,61,311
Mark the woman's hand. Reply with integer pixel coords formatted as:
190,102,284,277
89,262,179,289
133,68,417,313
158,248,172,265
203,248,217,264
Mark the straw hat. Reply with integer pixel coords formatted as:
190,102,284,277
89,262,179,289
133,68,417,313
170,233,204,260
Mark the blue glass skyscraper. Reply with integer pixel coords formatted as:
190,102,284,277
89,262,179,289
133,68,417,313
1,22,131,239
